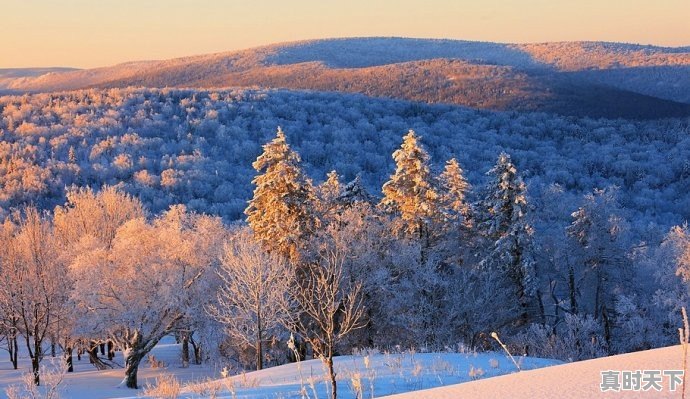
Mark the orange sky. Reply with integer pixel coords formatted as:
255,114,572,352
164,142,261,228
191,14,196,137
1,0,689,68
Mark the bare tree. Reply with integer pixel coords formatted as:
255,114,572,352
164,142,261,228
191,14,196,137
207,228,290,370
288,242,366,399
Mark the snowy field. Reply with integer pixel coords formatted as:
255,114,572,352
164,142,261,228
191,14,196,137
0,336,559,398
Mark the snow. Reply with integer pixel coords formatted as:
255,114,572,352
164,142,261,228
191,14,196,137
5,340,686,398
0,337,558,398
388,345,686,399
0,337,216,399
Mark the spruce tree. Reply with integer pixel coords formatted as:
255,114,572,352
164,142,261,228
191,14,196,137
439,158,471,227
477,152,537,324
339,175,376,207
381,130,442,247
245,127,318,261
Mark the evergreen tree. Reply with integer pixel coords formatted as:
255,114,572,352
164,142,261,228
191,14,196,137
319,170,341,204
477,152,537,324
381,130,442,250
439,158,471,227
317,170,342,218
245,128,318,261
338,175,376,207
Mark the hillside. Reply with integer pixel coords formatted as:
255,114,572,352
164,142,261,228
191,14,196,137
2,38,689,118
388,345,686,398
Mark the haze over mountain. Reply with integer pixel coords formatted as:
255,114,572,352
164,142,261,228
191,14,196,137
3,38,689,119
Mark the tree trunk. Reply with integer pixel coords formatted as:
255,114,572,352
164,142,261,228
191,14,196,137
181,334,190,367
31,356,40,386
107,341,114,360
88,342,97,364
194,345,202,365
12,336,18,369
190,337,202,365
31,332,41,386
594,270,601,320
256,338,263,371
8,333,18,369
326,354,337,399
65,347,74,372
123,350,144,389
568,267,578,314
256,310,263,371
536,288,546,324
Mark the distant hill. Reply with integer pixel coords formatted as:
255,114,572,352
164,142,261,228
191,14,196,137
0,67,80,79
0,67,80,94
2,38,689,118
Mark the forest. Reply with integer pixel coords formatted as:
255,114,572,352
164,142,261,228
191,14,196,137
0,86,690,394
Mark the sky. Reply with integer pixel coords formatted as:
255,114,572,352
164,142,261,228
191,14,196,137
1,0,689,69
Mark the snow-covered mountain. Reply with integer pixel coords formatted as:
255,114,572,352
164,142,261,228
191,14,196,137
2,38,689,118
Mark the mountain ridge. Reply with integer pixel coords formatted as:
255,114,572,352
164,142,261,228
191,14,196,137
2,37,690,119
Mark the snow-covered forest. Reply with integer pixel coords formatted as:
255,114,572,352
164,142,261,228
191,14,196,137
1,86,690,396
1,88,689,223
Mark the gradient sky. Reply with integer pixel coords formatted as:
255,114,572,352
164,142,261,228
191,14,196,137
2,0,689,68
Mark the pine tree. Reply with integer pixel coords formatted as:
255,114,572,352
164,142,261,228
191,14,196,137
245,127,318,262
477,152,537,324
439,158,471,227
381,130,442,246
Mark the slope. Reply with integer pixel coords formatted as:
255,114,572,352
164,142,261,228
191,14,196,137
387,344,686,398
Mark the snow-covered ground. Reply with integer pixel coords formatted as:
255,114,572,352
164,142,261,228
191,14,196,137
0,337,558,398
388,345,687,399
0,337,217,399
4,339,686,398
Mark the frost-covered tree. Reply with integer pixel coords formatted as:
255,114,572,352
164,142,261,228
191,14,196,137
439,158,471,227
52,186,146,368
70,205,225,389
338,175,376,208
477,152,537,324
318,171,342,209
0,220,20,370
381,130,442,259
207,228,290,371
0,208,70,385
670,225,690,284
566,187,629,348
245,128,319,262
288,239,366,399
53,186,145,250
313,202,391,347
652,224,690,342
